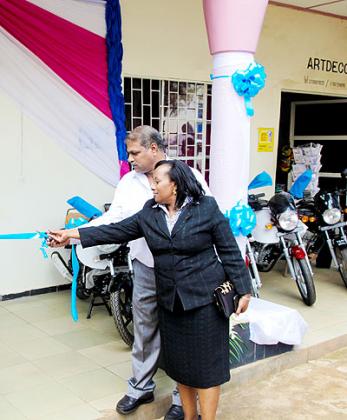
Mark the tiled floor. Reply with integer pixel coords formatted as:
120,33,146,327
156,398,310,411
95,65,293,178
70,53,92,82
0,263,347,419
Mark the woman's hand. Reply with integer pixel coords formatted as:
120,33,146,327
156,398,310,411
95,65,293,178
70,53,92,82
236,293,251,315
46,228,80,247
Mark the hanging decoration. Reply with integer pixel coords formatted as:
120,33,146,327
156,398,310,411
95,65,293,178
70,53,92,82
210,62,266,117
225,202,256,237
105,0,129,176
0,0,128,180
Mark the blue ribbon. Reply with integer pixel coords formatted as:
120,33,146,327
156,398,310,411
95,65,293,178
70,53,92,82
0,231,49,258
211,63,266,117
70,245,79,322
65,217,89,322
224,202,256,237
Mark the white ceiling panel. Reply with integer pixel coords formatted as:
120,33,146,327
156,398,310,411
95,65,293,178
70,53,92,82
271,1,347,17
312,1,347,18
271,0,324,8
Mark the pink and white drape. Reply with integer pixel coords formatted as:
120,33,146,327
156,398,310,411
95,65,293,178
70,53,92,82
0,0,120,185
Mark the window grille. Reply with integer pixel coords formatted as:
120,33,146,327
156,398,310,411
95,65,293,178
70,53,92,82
123,77,212,182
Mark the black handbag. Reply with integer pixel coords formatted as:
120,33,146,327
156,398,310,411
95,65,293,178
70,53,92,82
213,280,240,318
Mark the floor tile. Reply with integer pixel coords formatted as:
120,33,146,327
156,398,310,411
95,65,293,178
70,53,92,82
59,368,127,402
32,351,100,380
154,375,176,398
32,315,90,336
6,305,66,323
37,402,101,420
0,323,48,345
0,343,27,369
0,362,52,395
5,380,84,419
8,336,70,360
79,340,131,367
87,315,121,335
89,392,124,412
0,396,27,420
105,360,132,380
0,311,30,329
53,328,115,351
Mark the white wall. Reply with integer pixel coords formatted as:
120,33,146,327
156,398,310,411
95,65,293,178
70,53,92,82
1,1,347,295
0,93,113,295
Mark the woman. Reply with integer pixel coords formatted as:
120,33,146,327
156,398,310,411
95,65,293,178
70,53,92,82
48,160,252,420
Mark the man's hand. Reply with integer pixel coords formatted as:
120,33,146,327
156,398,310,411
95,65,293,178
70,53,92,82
236,293,251,315
46,228,80,247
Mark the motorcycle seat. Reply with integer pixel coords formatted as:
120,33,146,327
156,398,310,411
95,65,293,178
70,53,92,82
99,243,128,261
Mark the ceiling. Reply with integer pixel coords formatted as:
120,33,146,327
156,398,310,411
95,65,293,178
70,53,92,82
271,0,347,19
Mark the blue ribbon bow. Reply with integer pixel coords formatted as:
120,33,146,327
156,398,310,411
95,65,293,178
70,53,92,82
211,62,266,117
224,202,256,237
231,63,266,117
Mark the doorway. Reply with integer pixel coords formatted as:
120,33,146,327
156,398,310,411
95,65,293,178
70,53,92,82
275,92,347,193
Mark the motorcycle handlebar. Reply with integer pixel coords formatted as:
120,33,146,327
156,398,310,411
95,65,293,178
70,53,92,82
249,193,265,199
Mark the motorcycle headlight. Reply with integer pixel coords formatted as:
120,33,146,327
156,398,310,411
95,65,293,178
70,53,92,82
323,208,341,225
278,209,299,231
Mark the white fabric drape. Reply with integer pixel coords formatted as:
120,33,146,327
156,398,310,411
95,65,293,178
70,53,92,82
27,0,107,36
0,29,119,186
233,298,308,346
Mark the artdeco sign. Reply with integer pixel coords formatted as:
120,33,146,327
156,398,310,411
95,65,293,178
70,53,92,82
307,57,347,74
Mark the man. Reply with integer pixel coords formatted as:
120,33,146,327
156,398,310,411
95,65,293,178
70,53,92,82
87,126,210,419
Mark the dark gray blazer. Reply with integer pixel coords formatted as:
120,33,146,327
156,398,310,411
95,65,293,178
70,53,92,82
79,196,252,312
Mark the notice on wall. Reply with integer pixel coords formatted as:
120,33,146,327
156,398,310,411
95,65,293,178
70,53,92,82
257,128,274,152
304,57,347,91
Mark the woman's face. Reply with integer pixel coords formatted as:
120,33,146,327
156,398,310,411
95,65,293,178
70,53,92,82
152,164,176,205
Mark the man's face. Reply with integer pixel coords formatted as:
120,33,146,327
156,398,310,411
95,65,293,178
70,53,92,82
126,139,157,173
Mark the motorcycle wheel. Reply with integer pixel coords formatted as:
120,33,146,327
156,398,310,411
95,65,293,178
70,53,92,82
293,259,316,306
110,281,134,347
335,247,347,288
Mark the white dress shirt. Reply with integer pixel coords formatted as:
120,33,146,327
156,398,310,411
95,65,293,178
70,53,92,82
84,167,211,268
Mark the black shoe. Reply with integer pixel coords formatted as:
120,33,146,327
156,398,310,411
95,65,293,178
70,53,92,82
116,392,154,415
164,404,184,420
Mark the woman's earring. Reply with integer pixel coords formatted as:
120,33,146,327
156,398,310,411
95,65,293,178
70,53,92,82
173,189,177,195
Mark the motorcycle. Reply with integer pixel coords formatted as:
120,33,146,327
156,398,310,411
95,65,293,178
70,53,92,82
248,176,316,306
76,242,134,346
296,169,347,287
51,198,134,347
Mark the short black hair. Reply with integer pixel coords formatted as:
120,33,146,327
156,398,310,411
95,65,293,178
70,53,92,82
154,160,205,208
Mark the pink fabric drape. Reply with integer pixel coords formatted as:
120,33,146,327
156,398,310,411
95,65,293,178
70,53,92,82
0,0,112,118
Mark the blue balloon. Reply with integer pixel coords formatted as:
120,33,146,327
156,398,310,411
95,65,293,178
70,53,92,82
289,169,313,199
248,171,273,190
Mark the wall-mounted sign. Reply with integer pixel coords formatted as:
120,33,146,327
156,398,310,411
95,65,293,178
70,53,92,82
257,128,274,152
304,57,347,90
307,57,347,74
